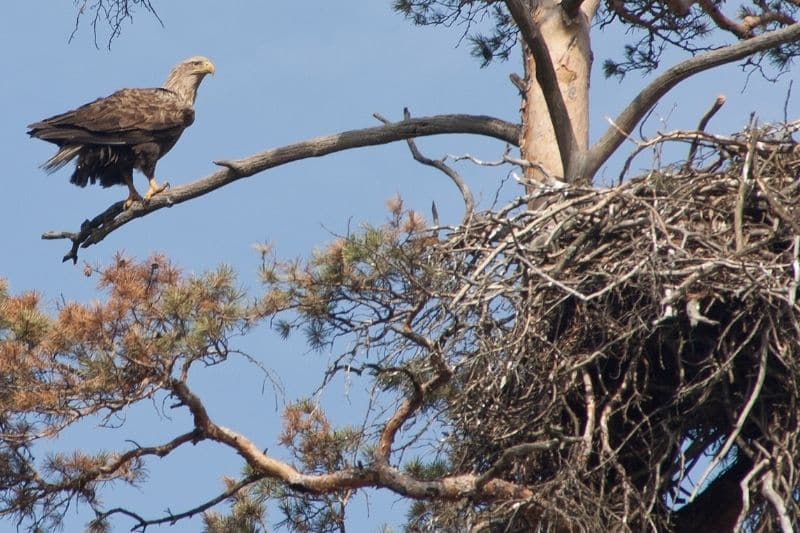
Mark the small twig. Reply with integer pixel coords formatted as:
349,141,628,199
783,79,793,124
509,73,526,95
446,151,566,190
212,159,245,175
376,109,475,223
580,372,595,467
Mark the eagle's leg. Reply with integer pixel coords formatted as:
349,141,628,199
123,175,144,209
135,148,170,202
144,177,170,201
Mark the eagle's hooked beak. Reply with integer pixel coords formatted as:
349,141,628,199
198,60,215,77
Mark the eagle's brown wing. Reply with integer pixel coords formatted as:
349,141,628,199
27,88,194,146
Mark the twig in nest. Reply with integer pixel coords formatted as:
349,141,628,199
754,176,800,235
685,94,726,169
734,458,769,531
791,236,800,307
760,471,794,533
735,114,758,252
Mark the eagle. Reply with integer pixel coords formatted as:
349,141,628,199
28,56,215,208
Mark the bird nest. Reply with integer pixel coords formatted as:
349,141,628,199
431,124,800,530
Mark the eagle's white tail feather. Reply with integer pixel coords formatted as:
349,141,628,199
42,145,81,173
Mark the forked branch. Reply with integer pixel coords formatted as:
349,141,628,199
376,109,475,223
96,473,264,532
166,378,531,507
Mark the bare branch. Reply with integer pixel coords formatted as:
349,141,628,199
98,473,264,531
697,0,794,39
585,22,800,182
167,379,531,502
688,328,768,503
474,440,562,490
760,471,794,533
735,115,759,252
42,114,519,262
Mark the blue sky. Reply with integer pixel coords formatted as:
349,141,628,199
1,2,797,531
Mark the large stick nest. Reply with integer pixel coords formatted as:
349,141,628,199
431,124,800,531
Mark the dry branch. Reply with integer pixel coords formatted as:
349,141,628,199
685,94,726,167
42,113,520,263
97,474,264,532
376,109,476,223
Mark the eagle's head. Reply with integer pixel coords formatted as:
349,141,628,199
164,56,215,105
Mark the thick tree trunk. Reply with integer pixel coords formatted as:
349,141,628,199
520,0,598,185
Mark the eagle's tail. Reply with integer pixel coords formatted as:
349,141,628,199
42,145,82,174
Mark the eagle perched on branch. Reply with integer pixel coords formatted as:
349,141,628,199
28,56,215,208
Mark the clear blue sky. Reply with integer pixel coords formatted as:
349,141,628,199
1,2,796,531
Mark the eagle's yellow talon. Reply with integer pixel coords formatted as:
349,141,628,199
144,180,169,201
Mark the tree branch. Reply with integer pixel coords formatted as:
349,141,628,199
504,0,581,179
167,378,528,506
97,473,264,532
584,22,800,182
42,114,520,263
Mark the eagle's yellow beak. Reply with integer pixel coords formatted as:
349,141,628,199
198,60,215,76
